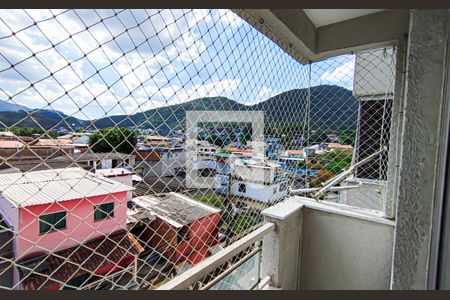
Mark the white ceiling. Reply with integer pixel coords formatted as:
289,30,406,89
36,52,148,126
303,9,385,27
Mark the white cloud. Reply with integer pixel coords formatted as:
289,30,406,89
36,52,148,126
0,9,319,122
258,86,272,98
217,9,245,28
320,60,355,85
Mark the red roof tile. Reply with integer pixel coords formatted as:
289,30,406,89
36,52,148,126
0,140,24,148
17,230,144,290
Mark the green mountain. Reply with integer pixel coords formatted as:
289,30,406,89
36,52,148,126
92,85,358,134
0,109,87,130
0,85,358,134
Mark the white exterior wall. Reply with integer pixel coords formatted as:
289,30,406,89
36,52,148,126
136,151,185,178
233,163,275,184
353,47,395,98
261,197,395,290
0,195,18,232
101,174,133,202
0,195,19,288
232,181,287,203
100,159,112,169
135,160,160,177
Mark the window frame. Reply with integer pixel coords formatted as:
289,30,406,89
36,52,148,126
238,183,246,194
93,202,115,222
39,211,67,235
177,226,190,244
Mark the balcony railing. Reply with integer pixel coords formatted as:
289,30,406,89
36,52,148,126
157,222,274,290
157,195,394,290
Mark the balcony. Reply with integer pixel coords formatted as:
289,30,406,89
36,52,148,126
0,8,449,290
157,195,393,290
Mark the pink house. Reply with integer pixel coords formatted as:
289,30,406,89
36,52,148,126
0,167,139,289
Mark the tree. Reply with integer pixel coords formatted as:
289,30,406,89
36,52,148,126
74,127,86,133
194,193,225,210
88,128,137,154
324,160,350,174
206,134,227,148
218,149,232,154
338,130,356,145
231,213,257,234
319,150,353,174
194,193,233,226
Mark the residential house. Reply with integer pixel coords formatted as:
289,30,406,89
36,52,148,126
231,159,288,204
143,135,177,148
326,143,354,153
0,131,15,138
96,168,140,203
48,150,135,172
129,193,221,265
326,134,340,143
58,132,91,145
223,147,253,157
214,152,242,196
0,140,75,164
0,168,140,289
134,145,185,178
57,132,92,153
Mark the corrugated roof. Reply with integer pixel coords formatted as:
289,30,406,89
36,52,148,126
96,168,134,177
0,140,24,148
0,167,134,208
49,150,131,163
327,143,354,151
133,193,220,228
35,139,73,146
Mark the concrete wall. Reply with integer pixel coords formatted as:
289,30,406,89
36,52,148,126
391,10,450,289
0,223,13,289
0,195,18,232
233,163,275,184
231,181,287,203
136,151,185,178
353,47,395,98
338,180,386,211
99,174,133,202
299,207,394,289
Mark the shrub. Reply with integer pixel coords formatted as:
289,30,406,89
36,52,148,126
231,213,257,234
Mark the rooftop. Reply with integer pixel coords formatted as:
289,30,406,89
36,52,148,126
0,140,24,148
0,167,134,207
0,160,91,173
132,193,221,228
235,158,279,170
49,150,132,163
95,168,135,177
34,139,73,146
327,143,354,151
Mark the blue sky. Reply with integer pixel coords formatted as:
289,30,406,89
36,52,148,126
0,9,355,120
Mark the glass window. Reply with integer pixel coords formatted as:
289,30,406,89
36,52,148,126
209,251,261,290
94,202,115,221
177,226,190,243
39,211,66,234
238,183,246,193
